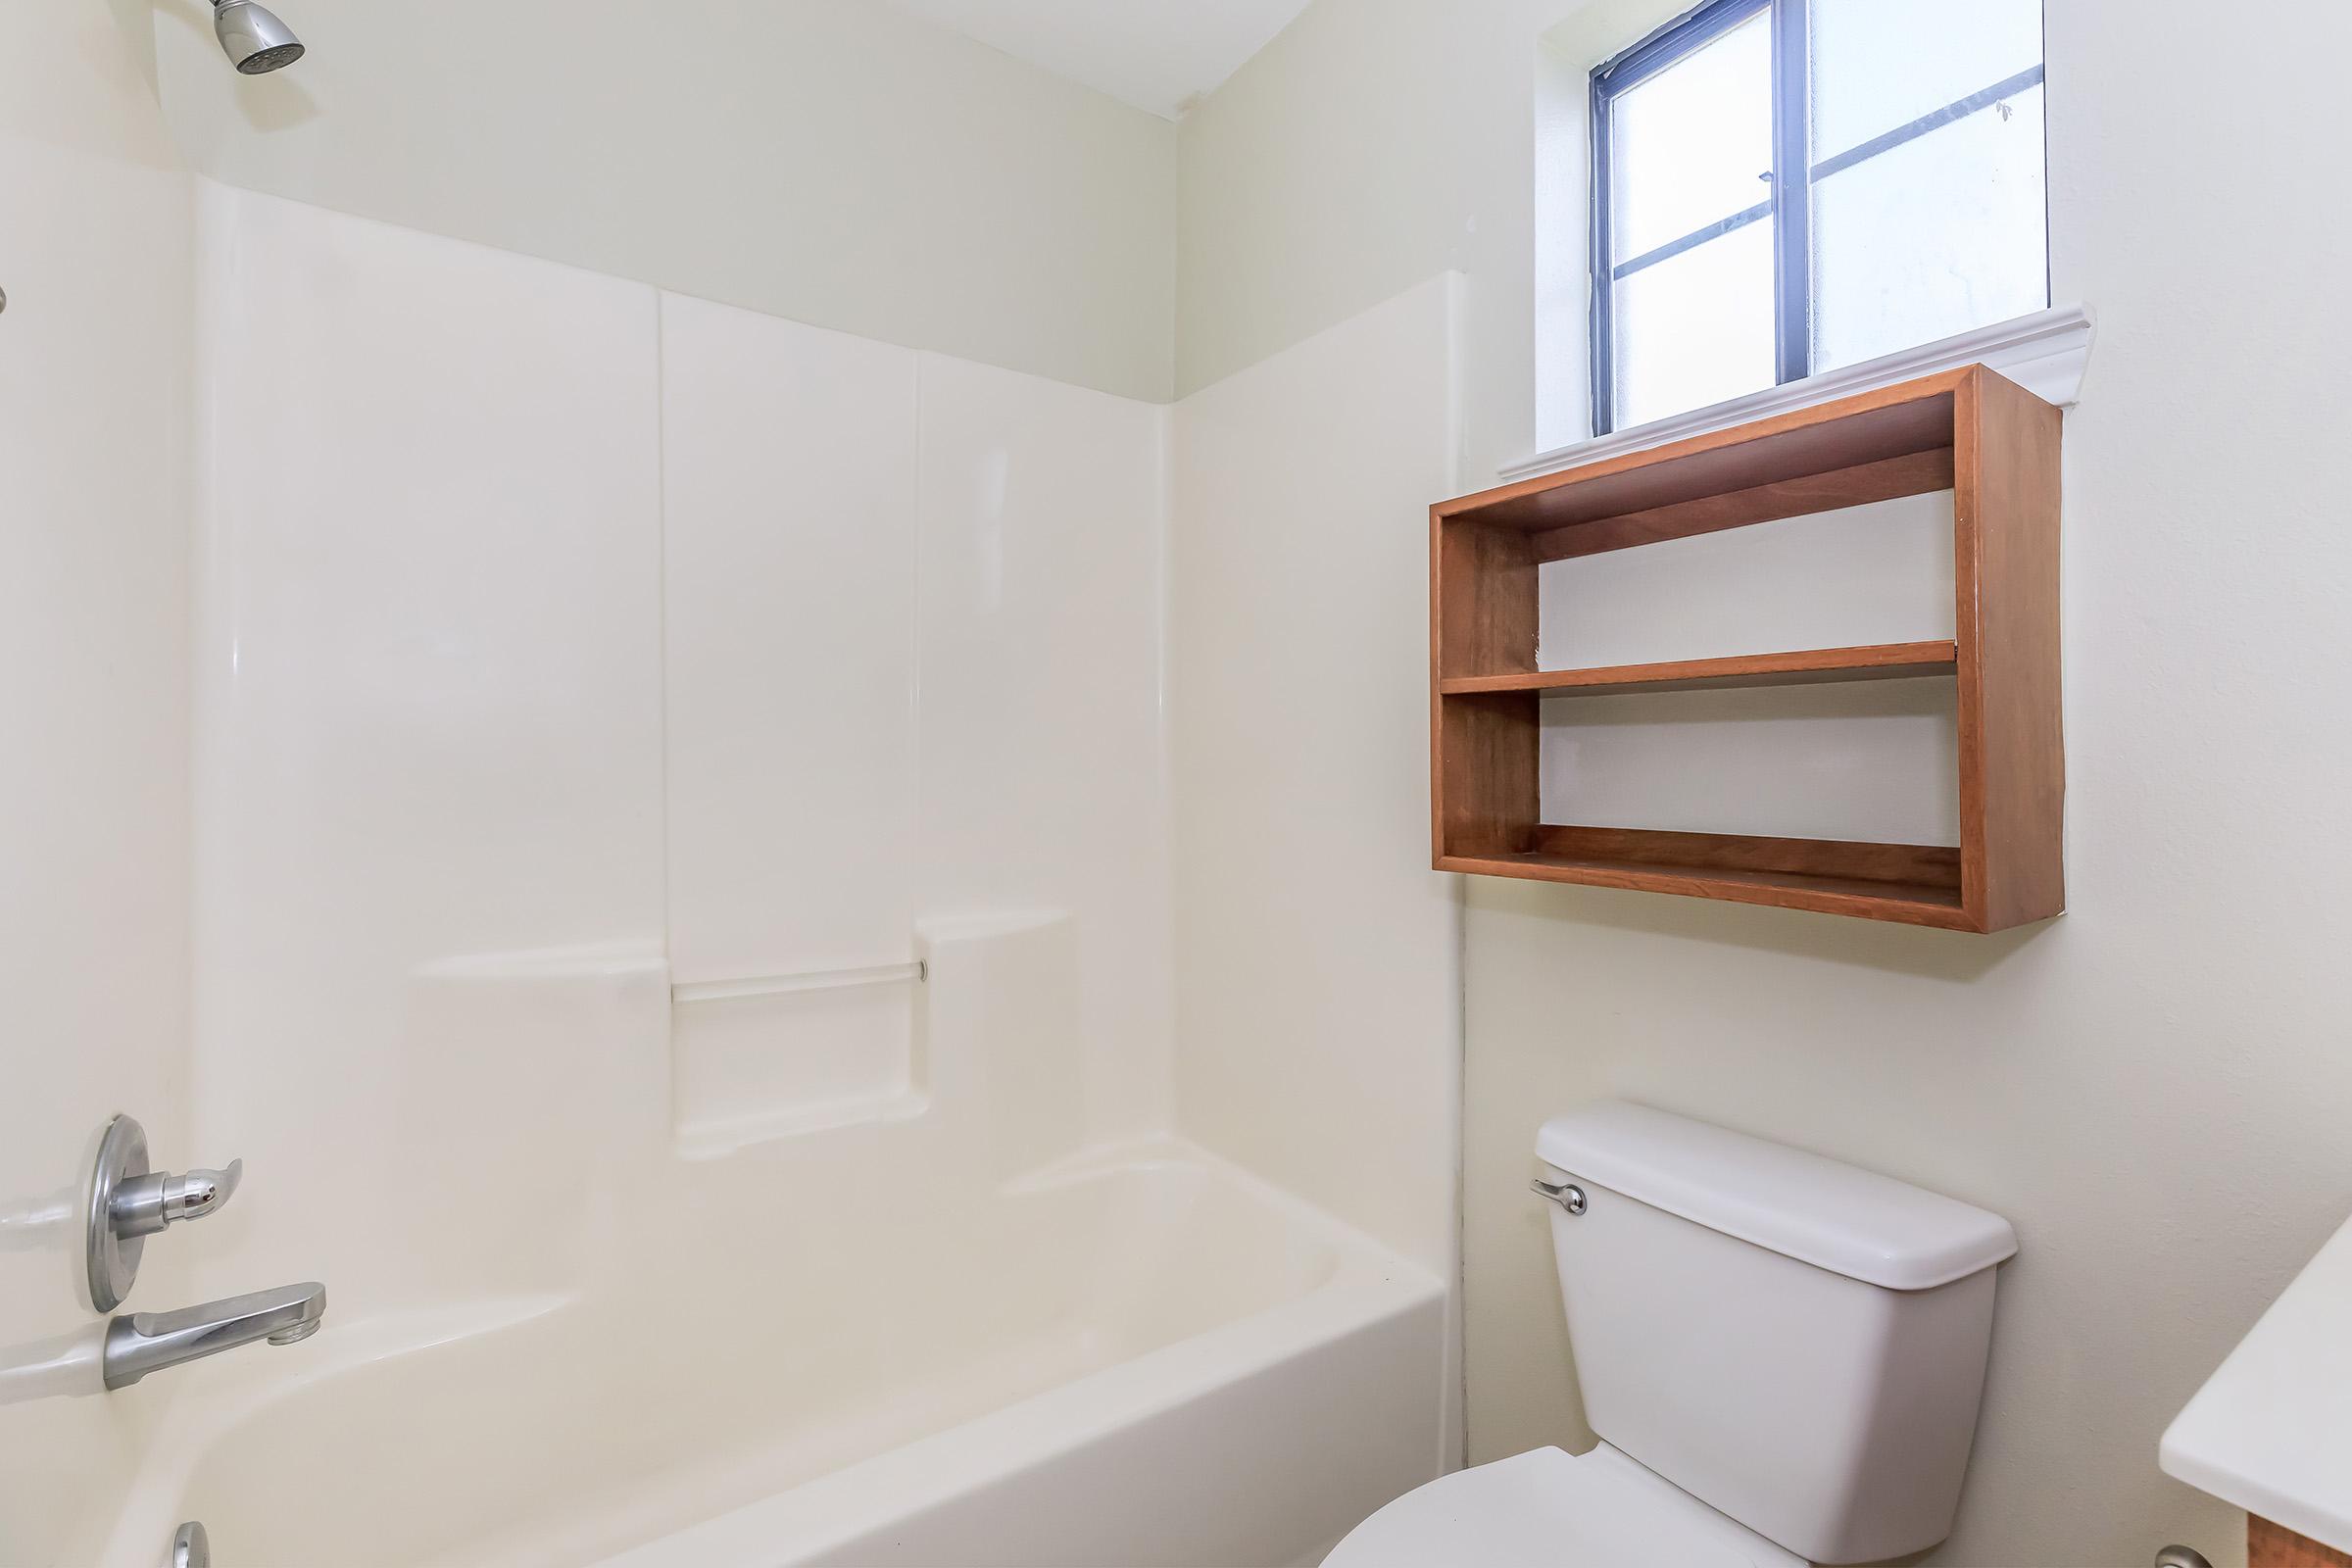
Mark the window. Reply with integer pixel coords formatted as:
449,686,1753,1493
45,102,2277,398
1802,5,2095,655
1591,0,2046,434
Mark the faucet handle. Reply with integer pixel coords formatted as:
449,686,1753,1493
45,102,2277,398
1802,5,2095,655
111,1157,242,1240
164,1159,241,1224
86,1115,247,1311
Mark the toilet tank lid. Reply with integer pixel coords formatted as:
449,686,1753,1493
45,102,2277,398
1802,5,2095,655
1536,1102,2018,1291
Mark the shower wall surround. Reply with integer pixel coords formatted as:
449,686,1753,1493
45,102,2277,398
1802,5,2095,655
1170,271,1465,1360
0,6,193,1558
660,297,1171,1155
189,182,669,1310
186,181,1172,1311
1166,272,1468,1458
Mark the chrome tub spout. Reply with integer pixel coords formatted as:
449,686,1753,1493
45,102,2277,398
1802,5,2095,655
102,1282,325,1390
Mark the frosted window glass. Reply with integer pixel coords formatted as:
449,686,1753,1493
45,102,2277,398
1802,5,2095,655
1810,0,2042,161
1812,84,2047,371
1614,220,1776,429
1610,12,1772,260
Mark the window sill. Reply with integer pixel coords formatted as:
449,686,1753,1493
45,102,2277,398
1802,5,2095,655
1502,302,2092,484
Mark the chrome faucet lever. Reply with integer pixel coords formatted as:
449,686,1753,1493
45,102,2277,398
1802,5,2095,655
110,1158,242,1239
102,1281,325,1390
86,1114,245,1310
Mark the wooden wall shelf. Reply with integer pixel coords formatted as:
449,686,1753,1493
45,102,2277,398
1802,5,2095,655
1436,640,1958,699
1430,366,2063,933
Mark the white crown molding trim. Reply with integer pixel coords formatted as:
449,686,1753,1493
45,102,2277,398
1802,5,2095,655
1498,303,2094,485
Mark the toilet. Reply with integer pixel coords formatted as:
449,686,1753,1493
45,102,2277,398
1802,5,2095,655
1327,1102,2018,1567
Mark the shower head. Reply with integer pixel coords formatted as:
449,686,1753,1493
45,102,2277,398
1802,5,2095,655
212,0,304,74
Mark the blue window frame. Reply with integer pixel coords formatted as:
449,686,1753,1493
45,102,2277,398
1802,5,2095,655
1590,0,2048,435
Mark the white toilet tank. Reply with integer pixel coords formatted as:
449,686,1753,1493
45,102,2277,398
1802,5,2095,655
1537,1103,2018,1565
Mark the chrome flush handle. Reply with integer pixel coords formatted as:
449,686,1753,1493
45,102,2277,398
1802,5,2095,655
1531,1176,1588,1215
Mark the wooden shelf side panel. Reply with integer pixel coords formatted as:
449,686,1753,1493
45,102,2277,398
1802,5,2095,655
1430,514,1540,858
1955,367,2066,930
1437,694,1539,858
1433,514,1537,677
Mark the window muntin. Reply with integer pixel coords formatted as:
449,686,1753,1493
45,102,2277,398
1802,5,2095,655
1591,0,2047,435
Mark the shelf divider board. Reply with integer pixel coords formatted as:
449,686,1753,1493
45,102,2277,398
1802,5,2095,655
1429,364,2064,933
1439,640,1957,699
1440,824,1970,930
1436,849,1974,930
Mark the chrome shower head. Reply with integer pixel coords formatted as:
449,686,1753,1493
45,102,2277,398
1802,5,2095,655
213,0,304,74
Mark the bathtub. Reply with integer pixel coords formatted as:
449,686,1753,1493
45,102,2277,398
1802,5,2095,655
91,1144,1446,1568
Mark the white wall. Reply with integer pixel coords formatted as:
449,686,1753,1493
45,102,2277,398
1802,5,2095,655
1180,1,2352,1564
147,0,1179,402
0,3,192,1558
1178,0,1563,422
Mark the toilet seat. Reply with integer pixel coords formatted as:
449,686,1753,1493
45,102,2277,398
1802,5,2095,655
1321,1443,1806,1568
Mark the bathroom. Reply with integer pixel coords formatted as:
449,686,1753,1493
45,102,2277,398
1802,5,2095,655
4,0,2349,1564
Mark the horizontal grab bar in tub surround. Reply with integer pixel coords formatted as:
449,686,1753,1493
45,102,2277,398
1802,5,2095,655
670,961,927,1004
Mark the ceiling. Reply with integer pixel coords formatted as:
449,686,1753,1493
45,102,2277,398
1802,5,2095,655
883,0,1313,120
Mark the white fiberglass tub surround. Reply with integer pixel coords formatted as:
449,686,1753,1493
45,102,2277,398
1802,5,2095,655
96,187,1459,1568
86,908,1447,1566
91,917,1444,1567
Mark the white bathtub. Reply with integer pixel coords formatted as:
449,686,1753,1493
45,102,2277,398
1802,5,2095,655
91,1145,1445,1568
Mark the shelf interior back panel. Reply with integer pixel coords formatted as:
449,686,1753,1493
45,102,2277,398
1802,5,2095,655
1538,676,1961,848
1537,491,1956,672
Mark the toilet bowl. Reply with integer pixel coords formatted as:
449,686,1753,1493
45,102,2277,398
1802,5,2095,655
1324,1102,2017,1566
1326,1443,1802,1567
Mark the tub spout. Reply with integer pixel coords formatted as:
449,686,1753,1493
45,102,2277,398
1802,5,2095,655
102,1282,325,1390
